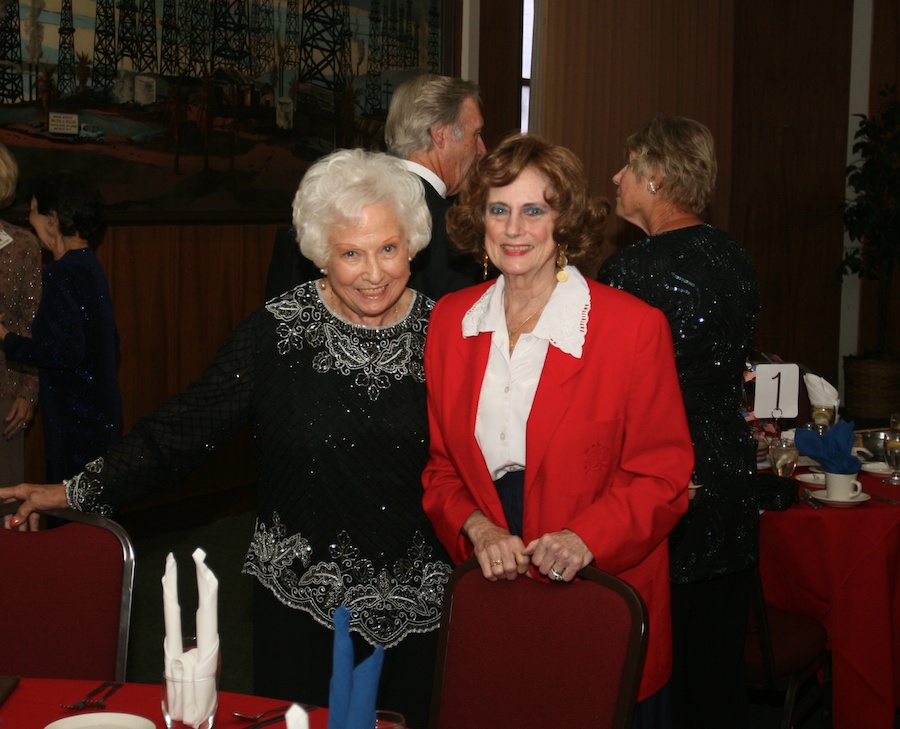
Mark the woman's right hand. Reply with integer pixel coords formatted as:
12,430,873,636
0,482,68,530
463,510,531,581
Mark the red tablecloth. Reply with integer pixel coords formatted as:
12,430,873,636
759,470,900,729
0,677,329,728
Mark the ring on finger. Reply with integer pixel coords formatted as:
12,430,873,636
550,567,564,581
490,559,503,566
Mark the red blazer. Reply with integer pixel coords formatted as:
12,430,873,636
422,277,693,700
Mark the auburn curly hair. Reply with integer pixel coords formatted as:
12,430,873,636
447,132,609,272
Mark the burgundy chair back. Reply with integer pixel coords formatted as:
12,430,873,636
428,558,648,729
0,508,134,681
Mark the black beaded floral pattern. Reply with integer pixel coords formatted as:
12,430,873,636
598,225,761,582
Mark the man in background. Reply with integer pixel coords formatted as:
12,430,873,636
384,73,486,300
265,74,486,301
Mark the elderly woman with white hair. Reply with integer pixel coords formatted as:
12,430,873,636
0,149,452,727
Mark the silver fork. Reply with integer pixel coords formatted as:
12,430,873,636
60,681,114,710
233,704,316,721
85,682,123,709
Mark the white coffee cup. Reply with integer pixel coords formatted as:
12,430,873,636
824,472,864,501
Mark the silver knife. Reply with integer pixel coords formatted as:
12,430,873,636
801,488,823,509
869,492,900,505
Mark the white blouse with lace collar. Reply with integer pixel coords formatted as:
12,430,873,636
462,266,591,480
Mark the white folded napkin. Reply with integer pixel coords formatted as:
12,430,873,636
804,373,840,410
162,548,220,729
286,704,310,729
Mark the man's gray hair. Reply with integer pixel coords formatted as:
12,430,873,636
385,74,481,159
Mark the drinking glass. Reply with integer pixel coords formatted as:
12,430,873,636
802,422,828,436
375,710,407,728
884,431,900,486
768,438,800,478
162,637,220,729
161,673,218,729
810,406,836,428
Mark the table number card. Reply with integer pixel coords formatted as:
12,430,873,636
754,363,800,419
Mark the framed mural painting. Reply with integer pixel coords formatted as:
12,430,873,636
0,0,453,223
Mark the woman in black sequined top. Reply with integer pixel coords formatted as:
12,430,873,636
597,117,760,729
0,150,453,729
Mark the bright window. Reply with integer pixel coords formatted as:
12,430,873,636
521,0,534,131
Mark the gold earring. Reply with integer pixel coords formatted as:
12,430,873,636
556,244,569,282
482,251,489,280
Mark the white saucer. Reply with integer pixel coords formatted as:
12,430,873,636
796,472,826,484
808,489,870,508
45,713,155,729
862,461,894,475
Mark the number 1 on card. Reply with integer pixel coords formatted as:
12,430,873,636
753,364,800,419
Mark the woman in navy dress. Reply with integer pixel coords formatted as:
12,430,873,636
0,173,121,484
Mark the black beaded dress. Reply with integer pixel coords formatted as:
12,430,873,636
597,225,760,583
66,281,452,723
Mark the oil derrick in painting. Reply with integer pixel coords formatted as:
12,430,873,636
250,0,275,82
427,0,440,72
0,0,23,103
298,0,352,92
92,0,117,90
184,1,210,77
116,0,157,73
282,0,301,99
364,0,384,116
382,0,420,73
294,0,352,153
159,0,182,76
211,0,251,74
57,0,75,96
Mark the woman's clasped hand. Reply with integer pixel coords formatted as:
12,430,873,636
465,508,593,582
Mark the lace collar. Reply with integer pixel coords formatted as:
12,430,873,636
461,266,590,358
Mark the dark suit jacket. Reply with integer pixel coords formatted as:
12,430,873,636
264,226,321,300
407,177,483,301
422,277,694,700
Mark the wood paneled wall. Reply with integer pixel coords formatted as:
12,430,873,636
528,0,877,384
477,0,524,148
535,0,735,254
731,0,853,380
859,0,900,355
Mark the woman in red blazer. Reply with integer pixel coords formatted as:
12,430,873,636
422,134,694,718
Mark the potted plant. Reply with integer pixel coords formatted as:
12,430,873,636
841,84,900,419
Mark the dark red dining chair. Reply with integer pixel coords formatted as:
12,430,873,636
428,557,648,729
745,565,832,729
0,506,135,682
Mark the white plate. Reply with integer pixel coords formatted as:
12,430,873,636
808,489,871,508
862,461,893,475
796,472,826,484
45,713,155,729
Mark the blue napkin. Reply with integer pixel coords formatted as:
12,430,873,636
327,606,385,729
795,419,861,475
